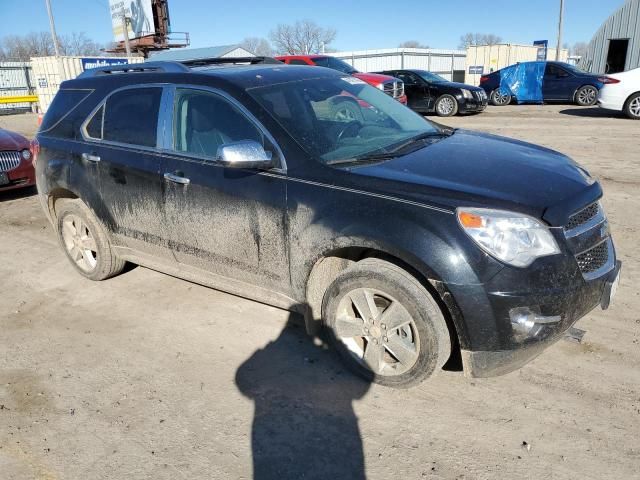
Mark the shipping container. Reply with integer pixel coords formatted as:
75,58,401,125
330,48,467,82
30,56,144,113
465,44,569,86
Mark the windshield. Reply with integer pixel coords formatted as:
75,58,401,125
414,70,447,83
248,76,443,165
312,57,358,75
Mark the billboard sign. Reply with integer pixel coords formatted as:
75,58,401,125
81,58,130,71
109,0,155,42
534,40,548,61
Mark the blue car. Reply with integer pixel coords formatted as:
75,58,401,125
480,61,613,107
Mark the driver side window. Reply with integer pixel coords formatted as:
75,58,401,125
396,72,419,85
173,89,264,159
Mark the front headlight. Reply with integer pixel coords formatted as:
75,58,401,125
21,149,32,161
461,89,474,99
377,83,385,91
457,208,560,267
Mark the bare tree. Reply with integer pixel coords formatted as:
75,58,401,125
459,33,503,49
270,20,336,55
0,31,104,61
240,37,274,57
398,40,430,49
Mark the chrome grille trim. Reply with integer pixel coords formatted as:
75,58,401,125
564,202,605,238
383,80,404,99
576,238,615,281
0,150,21,172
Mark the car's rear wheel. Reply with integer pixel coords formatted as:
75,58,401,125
575,85,598,106
55,199,125,281
434,95,458,117
623,93,640,120
490,89,512,106
322,258,451,388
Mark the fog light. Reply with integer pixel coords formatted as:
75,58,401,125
509,307,561,341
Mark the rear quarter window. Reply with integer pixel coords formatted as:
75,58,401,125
101,87,162,147
40,89,93,138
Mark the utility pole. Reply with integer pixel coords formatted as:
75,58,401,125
44,0,61,57
121,8,132,56
556,0,565,61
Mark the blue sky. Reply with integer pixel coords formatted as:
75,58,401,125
0,0,624,51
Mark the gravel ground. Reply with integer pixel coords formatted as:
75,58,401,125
1,106,639,480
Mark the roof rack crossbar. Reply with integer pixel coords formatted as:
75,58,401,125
180,56,282,67
77,61,189,78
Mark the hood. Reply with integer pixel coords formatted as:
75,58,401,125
436,81,482,91
353,72,397,85
349,130,597,223
0,128,29,151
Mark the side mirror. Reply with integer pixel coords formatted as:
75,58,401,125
217,140,273,169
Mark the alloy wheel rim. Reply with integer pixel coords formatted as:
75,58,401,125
630,97,640,117
334,287,420,376
494,91,509,105
579,87,596,105
61,214,98,272
438,97,455,115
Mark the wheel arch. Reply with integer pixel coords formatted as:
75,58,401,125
304,244,467,370
47,187,79,221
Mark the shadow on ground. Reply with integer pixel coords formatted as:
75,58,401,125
0,185,37,202
236,312,370,480
559,107,625,119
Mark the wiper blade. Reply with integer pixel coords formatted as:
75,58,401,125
386,130,453,154
326,153,397,166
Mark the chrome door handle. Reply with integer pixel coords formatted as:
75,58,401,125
164,172,191,185
82,153,101,163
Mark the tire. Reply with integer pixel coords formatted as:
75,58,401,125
322,258,451,388
623,92,640,120
55,198,125,281
575,85,598,106
434,94,459,117
331,100,364,123
490,89,512,106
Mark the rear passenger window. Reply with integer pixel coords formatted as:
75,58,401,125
173,89,263,159
85,105,103,139
288,59,309,65
102,87,162,147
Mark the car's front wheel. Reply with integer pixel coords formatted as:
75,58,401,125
624,92,640,120
575,85,598,106
55,198,125,281
434,95,459,117
323,258,451,388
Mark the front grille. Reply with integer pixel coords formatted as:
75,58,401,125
576,241,609,275
0,151,21,172
475,90,487,101
566,203,600,231
383,81,404,99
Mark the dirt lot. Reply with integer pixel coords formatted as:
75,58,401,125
1,106,639,479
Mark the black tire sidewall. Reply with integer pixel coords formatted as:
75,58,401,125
55,200,113,281
624,93,640,120
491,90,511,106
323,265,446,388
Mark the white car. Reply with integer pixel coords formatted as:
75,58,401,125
598,67,640,119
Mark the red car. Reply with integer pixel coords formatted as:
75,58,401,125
0,128,35,192
275,55,408,105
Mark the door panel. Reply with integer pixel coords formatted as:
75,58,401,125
83,86,174,261
161,87,290,292
394,71,430,111
543,64,574,101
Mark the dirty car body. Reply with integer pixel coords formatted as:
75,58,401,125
35,62,620,383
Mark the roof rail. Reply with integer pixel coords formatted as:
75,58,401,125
181,56,283,68
77,61,189,78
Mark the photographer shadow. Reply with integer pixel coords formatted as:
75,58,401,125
236,311,370,480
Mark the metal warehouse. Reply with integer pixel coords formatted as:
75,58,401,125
329,48,467,82
580,0,640,73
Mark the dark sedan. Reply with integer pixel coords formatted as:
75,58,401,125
0,127,35,192
377,69,487,116
480,61,617,107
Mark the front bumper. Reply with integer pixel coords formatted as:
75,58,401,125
0,160,35,192
459,98,488,113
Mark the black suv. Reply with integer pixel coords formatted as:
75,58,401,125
35,60,620,388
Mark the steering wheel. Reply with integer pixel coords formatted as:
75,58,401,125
337,121,363,141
